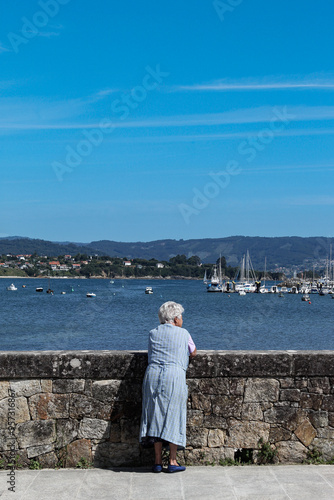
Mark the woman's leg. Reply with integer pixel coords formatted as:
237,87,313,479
154,441,162,464
169,443,178,465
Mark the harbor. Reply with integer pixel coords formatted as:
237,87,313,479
1,277,333,352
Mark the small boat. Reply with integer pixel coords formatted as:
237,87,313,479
22,285,26,288
86,293,96,298
145,287,153,294
36,287,43,292
301,294,310,301
207,264,223,292
238,290,246,296
7,283,17,291
110,280,114,284
46,278,53,294
61,291,66,295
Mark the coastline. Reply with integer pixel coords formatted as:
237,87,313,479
0,275,201,280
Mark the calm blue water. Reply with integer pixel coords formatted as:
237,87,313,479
0,278,333,351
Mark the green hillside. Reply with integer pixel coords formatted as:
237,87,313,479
0,235,333,270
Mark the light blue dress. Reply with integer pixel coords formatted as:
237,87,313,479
139,323,190,448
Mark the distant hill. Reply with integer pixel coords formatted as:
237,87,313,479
0,238,104,258
86,236,334,269
0,236,333,270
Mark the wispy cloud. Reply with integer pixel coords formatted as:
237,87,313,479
95,88,120,98
286,195,334,207
0,42,10,53
1,105,334,132
37,31,61,38
96,128,334,145
23,24,63,39
173,75,334,92
243,163,334,175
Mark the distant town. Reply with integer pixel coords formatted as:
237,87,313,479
0,252,326,281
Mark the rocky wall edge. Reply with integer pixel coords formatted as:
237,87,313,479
1,351,334,380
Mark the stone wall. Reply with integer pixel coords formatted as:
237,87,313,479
1,351,334,468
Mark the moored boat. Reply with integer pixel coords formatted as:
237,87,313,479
7,283,17,291
86,293,96,298
207,264,223,292
234,251,257,293
145,287,153,294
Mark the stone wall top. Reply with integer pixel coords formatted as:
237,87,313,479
1,350,334,380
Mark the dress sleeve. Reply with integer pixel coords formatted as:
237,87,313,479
188,334,196,354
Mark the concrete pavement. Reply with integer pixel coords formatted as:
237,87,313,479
1,465,334,499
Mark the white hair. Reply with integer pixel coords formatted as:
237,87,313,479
158,301,184,324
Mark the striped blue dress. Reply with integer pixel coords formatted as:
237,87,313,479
139,323,190,448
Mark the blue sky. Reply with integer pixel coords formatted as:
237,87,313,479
1,0,333,242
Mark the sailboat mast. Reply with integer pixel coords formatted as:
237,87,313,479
264,256,267,287
330,244,332,282
246,250,250,282
219,254,222,284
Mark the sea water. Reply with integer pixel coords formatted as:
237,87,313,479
0,278,333,351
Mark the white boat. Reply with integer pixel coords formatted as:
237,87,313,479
36,287,43,292
145,287,153,294
86,293,96,298
234,251,257,293
7,283,17,291
302,294,310,302
259,257,269,293
61,291,66,295
207,262,223,292
238,290,246,296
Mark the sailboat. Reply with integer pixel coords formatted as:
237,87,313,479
203,270,208,285
234,251,257,293
207,256,223,292
259,257,269,293
46,277,54,294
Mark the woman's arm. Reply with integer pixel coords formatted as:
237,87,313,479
188,334,197,358
189,347,197,358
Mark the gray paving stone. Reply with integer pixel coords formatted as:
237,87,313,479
0,465,333,500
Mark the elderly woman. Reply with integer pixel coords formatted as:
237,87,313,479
139,301,197,473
